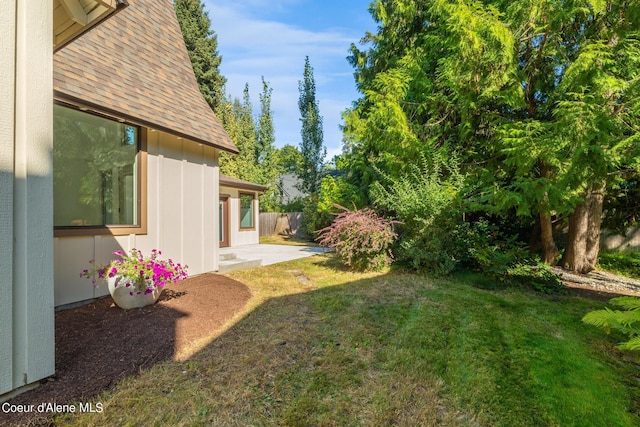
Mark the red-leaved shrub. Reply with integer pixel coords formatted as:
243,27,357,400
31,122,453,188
316,205,397,271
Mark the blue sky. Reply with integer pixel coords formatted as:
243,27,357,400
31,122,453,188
203,0,375,160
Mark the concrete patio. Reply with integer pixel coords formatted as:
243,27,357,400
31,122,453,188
218,244,328,273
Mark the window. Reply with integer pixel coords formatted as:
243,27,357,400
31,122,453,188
239,193,255,229
53,104,146,236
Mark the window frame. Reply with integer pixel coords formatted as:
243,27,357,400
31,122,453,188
238,192,256,231
53,106,147,237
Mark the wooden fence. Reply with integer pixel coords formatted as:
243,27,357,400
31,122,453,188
259,212,304,237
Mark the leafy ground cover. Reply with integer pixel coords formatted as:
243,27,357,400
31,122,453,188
598,252,640,280
55,255,639,426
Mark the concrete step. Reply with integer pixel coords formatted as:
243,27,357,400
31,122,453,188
218,257,262,273
219,252,237,261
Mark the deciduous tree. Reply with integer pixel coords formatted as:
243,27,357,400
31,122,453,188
298,56,326,195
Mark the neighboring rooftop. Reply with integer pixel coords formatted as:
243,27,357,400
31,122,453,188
53,0,238,154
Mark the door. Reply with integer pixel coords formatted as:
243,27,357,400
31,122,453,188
219,195,230,247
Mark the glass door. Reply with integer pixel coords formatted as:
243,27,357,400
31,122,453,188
219,196,229,247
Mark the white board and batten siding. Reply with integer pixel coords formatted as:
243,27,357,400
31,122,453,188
54,131,220,307
220,185,261,247
1,2,55,398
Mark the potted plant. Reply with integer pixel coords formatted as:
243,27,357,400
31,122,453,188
81,248,188,309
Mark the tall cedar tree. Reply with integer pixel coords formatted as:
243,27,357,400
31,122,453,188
344,0,640,273
298,56,326,195
174,0,225,111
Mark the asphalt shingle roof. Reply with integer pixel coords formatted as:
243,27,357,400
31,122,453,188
53,0,238,154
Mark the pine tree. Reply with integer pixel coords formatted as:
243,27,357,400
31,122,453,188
298,56,326,195
174,0,226,111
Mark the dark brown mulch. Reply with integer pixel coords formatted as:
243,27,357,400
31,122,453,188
2,273,251,427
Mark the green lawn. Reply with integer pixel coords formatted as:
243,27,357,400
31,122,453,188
57,255,639,426
259,233,317,246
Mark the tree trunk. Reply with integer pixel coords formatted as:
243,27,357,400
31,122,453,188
540,211,559,264
538,161,558,264
585,182,605,268
561,202,589,273
561,182,606,274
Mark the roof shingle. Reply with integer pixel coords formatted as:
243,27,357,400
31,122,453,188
53,0,238,154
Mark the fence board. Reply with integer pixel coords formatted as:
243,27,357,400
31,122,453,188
260,212,304,237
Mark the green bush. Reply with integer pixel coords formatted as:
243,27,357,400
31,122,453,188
583,297,640,350
506,262,565,294
316,205,397,271
302,175,365,236
370,154,464,274
453,220,564,293
597,252,640,280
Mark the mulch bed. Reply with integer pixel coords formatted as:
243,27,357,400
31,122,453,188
2,273,251,427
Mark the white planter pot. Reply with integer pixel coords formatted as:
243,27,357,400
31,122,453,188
107,275,161,309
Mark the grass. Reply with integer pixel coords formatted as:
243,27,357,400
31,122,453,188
259,233,318,246
56,255,639,426
598,252,640,280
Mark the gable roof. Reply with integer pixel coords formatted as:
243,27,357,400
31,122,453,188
220,174,268,193
53,0,238,154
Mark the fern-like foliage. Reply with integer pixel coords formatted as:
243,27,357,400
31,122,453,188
583,296,640,350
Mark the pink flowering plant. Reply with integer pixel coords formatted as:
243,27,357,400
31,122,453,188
81,249,188,295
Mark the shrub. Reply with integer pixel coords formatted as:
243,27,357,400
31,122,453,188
597,252,640,280
583,297,640,350
316,205,397,271
371,153,464,274
302,175,365,236
453,220,564,293
506,262,565,294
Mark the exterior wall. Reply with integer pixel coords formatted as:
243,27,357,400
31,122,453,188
1,1,55,398
54,131,220,307
279,173,306,203
220,186,261,247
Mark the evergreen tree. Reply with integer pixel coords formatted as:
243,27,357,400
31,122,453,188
174,0,226,111
298,56,326,195
344,0,640,272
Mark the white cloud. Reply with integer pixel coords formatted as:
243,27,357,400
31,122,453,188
204,1,363,160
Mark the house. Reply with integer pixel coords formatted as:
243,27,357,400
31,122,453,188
219,174,267,248
278,173,307,205
1,0,252,400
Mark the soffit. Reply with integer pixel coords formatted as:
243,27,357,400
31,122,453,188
53,0,124,51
